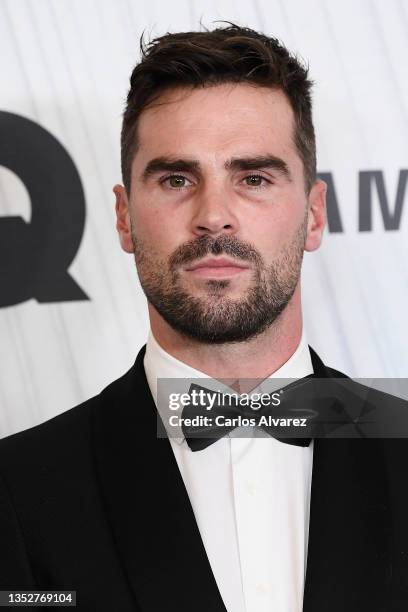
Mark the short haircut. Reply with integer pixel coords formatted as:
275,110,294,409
121,22,316,194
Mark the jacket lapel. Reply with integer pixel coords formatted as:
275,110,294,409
304,347,391,611
91,345,227,612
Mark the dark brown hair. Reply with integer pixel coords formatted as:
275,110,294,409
121,23,316,194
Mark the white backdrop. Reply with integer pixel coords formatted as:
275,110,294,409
0,0,407,439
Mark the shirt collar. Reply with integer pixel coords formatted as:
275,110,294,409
144,328,313,444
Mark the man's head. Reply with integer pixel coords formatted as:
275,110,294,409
114,23,326,344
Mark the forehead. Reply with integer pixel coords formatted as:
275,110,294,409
135,83,297,164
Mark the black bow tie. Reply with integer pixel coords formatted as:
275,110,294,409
181,375,357,451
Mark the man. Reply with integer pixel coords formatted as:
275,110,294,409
0,23,407,612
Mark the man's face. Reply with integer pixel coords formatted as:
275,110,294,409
115,83,326,343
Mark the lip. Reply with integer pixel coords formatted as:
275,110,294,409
185,257,250,271
184,257,250,278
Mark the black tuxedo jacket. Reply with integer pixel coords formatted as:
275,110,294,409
0,346,408,611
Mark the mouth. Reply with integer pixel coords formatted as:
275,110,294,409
184,257,250,279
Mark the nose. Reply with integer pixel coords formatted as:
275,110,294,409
190,184,239,238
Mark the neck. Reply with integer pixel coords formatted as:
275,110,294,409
148,286,303,379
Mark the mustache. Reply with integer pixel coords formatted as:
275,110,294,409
169,235,263,269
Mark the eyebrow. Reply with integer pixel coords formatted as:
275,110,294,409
141,155,292,182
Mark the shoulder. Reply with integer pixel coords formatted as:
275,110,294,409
0,395,98,481
0,361,138,467
321,356,407,411
0,361,143,526
331,372,408,411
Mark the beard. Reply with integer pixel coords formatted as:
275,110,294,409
131,216,307,344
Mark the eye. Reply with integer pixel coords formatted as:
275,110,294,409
243,174,269,187
161,174,192,189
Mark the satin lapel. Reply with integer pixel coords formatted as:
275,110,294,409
91,346,227,612
303,347,391,611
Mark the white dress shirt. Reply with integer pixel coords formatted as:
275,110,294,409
144,330,314,612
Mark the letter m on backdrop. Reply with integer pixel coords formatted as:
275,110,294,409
359,170,408,231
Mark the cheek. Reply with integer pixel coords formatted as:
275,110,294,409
244,206,293,252
243,200,306,263
132,204,181,258
132,197,161,238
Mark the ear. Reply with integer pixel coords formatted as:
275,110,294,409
304,179,327,252
113,184,134,253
